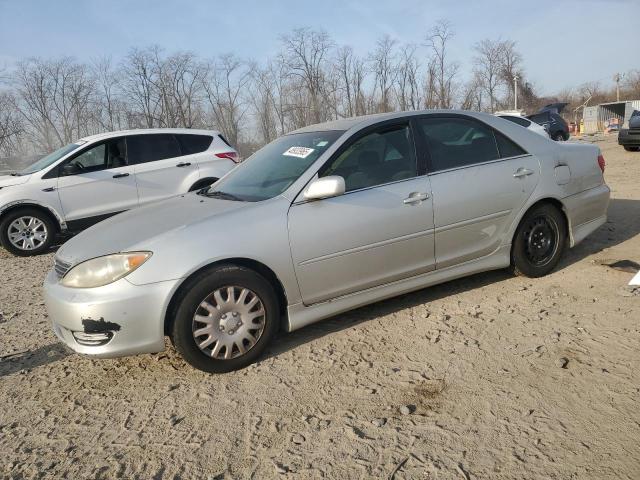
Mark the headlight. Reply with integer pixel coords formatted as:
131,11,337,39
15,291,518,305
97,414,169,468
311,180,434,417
61,252,152,288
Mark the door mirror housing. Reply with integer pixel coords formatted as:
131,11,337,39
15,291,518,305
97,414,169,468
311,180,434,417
61,163,81,176
303,176,346,201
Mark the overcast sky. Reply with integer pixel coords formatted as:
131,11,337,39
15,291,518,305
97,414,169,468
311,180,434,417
0,0,637,95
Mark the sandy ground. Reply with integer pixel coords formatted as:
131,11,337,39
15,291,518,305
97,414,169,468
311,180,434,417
0,135,639,480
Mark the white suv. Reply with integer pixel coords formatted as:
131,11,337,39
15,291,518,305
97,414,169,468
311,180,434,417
0,129,239,256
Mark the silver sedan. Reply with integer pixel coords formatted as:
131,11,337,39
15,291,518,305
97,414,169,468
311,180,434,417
44,111,610,372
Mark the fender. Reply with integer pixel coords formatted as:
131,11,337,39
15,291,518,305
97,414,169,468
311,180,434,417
0,199,67,231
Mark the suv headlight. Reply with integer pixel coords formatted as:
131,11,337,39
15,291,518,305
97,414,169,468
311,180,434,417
61,252,152,288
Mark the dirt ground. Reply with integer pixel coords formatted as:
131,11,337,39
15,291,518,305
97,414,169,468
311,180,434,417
0,135,639,480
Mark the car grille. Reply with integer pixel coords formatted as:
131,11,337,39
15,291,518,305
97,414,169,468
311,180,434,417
54,258,72,279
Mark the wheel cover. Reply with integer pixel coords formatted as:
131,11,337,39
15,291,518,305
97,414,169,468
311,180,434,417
522,215,559,267
7,216,48,251
192,286,266,360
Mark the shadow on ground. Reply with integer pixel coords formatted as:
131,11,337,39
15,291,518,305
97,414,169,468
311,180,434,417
0,343,70,378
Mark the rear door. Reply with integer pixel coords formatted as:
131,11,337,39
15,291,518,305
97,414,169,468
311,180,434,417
128,133,199,205
417,116,540,269
288,121,436,305
56,137,139,224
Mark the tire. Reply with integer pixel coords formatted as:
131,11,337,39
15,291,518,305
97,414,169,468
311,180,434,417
510,203,567,278
170,264,279,373
623,146,640,152
0,208,57,257
552,132,567,142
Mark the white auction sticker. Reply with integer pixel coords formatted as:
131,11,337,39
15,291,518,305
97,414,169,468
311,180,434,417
284,146,315,158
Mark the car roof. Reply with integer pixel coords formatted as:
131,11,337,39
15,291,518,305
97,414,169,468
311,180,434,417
76,128,220,144
288,110,498,134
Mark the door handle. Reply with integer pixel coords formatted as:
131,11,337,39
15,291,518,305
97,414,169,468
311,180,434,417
113,173,130,179
42,186,56,192
513,168,534,178
403,192,429,204
176,162,192,167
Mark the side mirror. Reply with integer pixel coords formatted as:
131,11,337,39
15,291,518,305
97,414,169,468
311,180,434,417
61,163,80,176
303,176,345,201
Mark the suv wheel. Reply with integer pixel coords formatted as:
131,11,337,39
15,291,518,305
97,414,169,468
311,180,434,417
552,132,567,141
510,203,567,278
0,208,56,256
170,264,279,373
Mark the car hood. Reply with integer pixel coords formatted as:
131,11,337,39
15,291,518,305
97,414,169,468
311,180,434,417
56,193,251,265
0,174,31,188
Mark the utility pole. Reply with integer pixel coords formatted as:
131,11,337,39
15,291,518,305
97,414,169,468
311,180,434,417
613,73,622,102
514,74,519,111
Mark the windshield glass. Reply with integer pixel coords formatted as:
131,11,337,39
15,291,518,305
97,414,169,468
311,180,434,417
204,130,344,201
18,143,82,175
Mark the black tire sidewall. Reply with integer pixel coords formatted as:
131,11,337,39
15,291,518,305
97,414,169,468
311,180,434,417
511,204,567,278
170,264,279,373
0,208,56,256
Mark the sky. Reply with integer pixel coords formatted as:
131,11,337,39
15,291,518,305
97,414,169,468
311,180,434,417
0,0,637,95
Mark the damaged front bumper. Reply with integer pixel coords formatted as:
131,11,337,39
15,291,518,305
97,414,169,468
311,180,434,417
43,270,178,358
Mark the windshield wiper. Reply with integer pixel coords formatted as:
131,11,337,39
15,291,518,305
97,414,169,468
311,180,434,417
9,172,21,176
202,190,244,201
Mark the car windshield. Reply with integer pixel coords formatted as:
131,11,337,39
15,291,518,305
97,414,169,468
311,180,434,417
18,143,82,175
202,130,344,201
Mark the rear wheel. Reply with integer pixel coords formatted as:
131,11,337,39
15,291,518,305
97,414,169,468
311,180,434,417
0,208,56,256
510,203,567,278
552,132,567,141
170,264,279,373
623,146,639,152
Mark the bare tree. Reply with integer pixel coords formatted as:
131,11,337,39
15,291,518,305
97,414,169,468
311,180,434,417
498,40,523,109
369,35,397,113
203,53,252,147
425,20,458,109
121,47,163,128
13,57,94,150
92,56,126,131
280,28,333,124
0,91,23,156
394,44,422,111
473,39,505,112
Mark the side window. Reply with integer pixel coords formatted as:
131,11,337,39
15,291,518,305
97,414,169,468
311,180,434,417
494,132,527,158
127,134,181,164
176,134,213,155
62,138,127,175
419,118,499,172
321,124,417,192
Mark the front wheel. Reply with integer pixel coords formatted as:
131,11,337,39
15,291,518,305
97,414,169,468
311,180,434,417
510,204,567,278
170,264,279,373
0,208,56,256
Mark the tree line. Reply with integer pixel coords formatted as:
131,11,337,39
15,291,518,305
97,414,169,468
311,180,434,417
1,22,639,160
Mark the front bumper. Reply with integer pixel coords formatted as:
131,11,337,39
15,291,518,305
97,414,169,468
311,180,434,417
44,271,179,358
618,129,640,146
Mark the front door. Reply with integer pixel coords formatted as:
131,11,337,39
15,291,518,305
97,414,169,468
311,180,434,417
288,122,436,305
416,116,540,269
56,137,139,225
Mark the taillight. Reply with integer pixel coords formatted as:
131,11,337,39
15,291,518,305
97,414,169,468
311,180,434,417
597,154,605,173
216,151,240,164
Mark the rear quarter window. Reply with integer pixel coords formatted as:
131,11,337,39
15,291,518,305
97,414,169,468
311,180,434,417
176,134,213,155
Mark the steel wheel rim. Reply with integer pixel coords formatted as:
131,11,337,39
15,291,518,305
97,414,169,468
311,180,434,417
192,286,266,360
523,215,559,266
7,216,48,251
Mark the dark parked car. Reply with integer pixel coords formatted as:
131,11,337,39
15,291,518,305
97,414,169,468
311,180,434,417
618,110,640,152
528,103,570,141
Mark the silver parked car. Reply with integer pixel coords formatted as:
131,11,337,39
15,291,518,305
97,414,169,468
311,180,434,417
44,111,610,373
